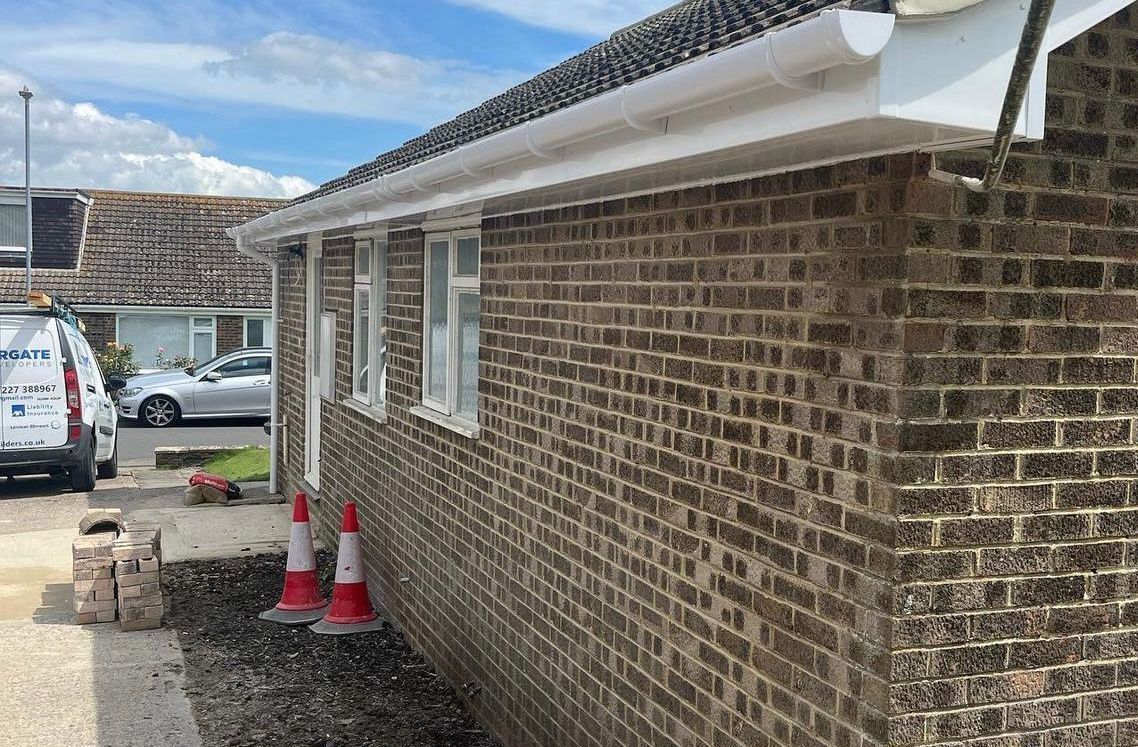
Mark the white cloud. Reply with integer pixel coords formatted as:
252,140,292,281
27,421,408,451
1,26,524,126
0,70,314,197
443,0,676,37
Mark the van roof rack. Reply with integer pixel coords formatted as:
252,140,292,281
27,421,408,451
27,291,86,333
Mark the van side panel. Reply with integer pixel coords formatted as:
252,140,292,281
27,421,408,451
0,317,69,449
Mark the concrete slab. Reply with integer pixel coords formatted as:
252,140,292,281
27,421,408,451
128,503,293,562
0,620,201,747
0,464,287,745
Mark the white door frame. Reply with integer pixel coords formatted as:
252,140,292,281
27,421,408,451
304,232,323,490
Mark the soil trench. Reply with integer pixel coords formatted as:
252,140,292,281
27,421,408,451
165,552,500,747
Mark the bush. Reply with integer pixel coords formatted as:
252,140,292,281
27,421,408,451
155,348,196,371
96,342,139,379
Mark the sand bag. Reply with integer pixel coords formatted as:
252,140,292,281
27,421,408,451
184,483,230,506
189,472,243,499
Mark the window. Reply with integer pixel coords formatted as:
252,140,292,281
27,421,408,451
192,317,216,362
216,355,271,378
244,317,272,348
422,230,479,424
116,314,216,369
351,238,388,407
0,203,27,252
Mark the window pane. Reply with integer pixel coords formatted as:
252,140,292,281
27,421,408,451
456,292,479,420
192,317,213,329
457,237,479,276
376,245,388,404
246,319,264,347
193,332,213,362
355,241,370,279
0,204,27,249
354,287,369,396
218,356,270,377
117,314,189,368
428,240,449,403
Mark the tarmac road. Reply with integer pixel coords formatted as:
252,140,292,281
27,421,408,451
115,416,268,465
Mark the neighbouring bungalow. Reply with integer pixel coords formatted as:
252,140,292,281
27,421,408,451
0,187,282,370
230,1,1138,746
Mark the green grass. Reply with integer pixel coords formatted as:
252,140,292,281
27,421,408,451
202,447,270,483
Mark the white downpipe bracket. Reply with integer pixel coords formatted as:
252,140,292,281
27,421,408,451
232,8,896,246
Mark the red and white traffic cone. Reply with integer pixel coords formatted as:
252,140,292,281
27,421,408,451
310,501,384,635
259,492,329,625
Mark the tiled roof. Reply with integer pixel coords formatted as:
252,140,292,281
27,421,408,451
0,190,284,308
291,0,890,206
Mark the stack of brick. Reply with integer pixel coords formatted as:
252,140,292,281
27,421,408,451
72,533,116,624
113,525,163,631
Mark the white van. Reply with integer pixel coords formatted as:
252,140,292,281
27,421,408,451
0,311,122,491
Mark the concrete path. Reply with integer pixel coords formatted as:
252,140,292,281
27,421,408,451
0,467,292,746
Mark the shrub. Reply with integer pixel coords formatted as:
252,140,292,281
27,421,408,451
96,342,139,378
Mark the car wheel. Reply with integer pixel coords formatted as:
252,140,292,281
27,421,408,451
97,437,119,479
142,395,180,427
70,440,97,493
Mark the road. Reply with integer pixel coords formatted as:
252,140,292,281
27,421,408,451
116,417,268,465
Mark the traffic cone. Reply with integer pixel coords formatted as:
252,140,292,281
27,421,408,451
259,493,329,625
310,501,385,635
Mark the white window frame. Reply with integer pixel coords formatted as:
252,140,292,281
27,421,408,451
243,316,272,348
113,311,216,368
191,316,216,362
350,237,388,410
420,229,479,429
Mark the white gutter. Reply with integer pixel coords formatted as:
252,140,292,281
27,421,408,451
268,261,281,495
229,8,895,247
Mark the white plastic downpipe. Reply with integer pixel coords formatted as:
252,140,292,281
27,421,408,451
234,9,895,242
268,260,281,495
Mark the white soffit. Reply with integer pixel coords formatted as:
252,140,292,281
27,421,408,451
891,0,987,15
231,0,1132,252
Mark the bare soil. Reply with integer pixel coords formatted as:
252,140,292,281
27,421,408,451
164,553,500,747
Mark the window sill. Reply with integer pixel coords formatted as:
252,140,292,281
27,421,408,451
342,397,387,424
409,405,480,439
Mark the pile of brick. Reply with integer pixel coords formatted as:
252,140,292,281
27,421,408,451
71,510,164,631
72,532,117,624
113,524,163,631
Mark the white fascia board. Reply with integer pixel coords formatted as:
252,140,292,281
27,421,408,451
880,0,1133,140
232,0,1129,250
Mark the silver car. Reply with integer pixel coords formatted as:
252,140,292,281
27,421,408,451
117,347,272,427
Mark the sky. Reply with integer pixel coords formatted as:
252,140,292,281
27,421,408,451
0,0,675,198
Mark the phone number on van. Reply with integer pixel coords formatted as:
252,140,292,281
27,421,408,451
0,384,57,395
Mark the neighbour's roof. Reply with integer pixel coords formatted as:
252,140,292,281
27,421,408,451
291,0,891,206
0,190,284,308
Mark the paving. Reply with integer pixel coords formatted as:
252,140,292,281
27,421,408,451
0,467,291,746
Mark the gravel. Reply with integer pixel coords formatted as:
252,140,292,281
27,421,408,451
164,552,500,747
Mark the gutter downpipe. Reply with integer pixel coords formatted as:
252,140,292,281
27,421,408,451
928,0,1057,192
230,230,282,496
268,258,281,496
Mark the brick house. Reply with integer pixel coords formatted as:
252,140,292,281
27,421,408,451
0,187,282,369
231,1,1138,746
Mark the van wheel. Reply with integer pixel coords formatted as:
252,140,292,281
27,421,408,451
142,396,180,427
97,438,119,479
70,441,97,493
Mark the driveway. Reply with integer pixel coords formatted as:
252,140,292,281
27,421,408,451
0,468,291,746
117,416,268,465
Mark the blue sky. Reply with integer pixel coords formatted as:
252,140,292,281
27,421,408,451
0,0,672,197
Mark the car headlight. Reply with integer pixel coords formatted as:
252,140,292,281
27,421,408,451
120,387,143,398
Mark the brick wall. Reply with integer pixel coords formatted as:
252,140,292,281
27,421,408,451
888,10,1138,746
272,9,1138,747
279,156,916,747
81,312,116,350
216,314,245,354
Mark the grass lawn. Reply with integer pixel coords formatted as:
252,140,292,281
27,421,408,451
202,447,270,483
